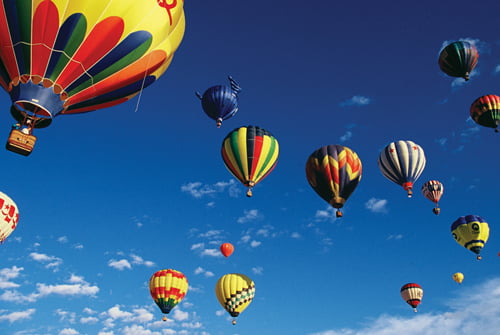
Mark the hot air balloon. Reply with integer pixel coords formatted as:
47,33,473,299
196,76,241,128
0,0,185,155
400,283,423,312
452,272,464,284
470,94,500,133
438,41,478,81
221,125,279,197
149,269,188,321
0,191,19,243
451,215,489,260
378,140,426,197
305,144,362,217
421,180,444,215
215,273,255,325
220,242,234,257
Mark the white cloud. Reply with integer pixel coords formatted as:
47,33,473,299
181,180,239,198
237,209,260,223
252,266,263,275
200,249,221,257
194,267,214,277
387,234,403,240
0,308,35,323
191,243,204,250
340,131,353,142
291,232,301,239
59,328,79,335
29,252,63,270
171,308,189,321
108,259,132,271
0,266,23,289
80,316,99,324
36,281,99,297
250,240,261,247
130,254,155,267
314,207,337,222
57,236,69,243
340,95,371,107
308,277,500,335
365,198,388,213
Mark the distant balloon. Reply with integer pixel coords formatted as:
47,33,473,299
215,273,255,325
305,144,362,217
400,283,423,312
0,192,19,243
451,215,489,260
470,94,500,132
196,76,242,127
421,180,444,215
438,41,478,81
452,272,464,284
378,140,426,197
149,269,188,321
221,126,279,197
220,243,234,257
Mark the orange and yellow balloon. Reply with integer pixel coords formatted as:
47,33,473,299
305,144,362,217
0,192,19,243
149,269,188,321
470,94,500,132
215,273,255,325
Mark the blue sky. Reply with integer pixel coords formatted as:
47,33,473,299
1,1,500,334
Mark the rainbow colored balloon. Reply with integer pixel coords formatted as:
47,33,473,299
149,269,188,321
0,0,185,153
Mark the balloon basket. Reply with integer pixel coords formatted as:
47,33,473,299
6,129,36,156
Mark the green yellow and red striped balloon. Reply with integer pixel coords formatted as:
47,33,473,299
221,126,279,197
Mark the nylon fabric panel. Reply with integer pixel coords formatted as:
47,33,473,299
236,127,250,182
0,3,20,83
253,134,279,183
221,134,245,183
31,1,59,79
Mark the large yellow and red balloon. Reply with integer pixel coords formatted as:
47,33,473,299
149,269,188,321
0,0,185,153
305,144,362,217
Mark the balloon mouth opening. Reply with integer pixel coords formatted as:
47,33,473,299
11,103,53,129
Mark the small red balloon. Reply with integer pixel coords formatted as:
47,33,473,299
220,243,234,257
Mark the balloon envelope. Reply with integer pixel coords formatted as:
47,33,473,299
421,180,444,215
0,0,185,126
438,41,478,80
452,272,464,284
215,273,255,324
470,94,500,132
197,76,241,127
149,269,188,320
221,126,279,197
400,283,423,312
378,140,426,197
0,191,19,243
220,243,234,257
305,144,362,217
451,215,489,260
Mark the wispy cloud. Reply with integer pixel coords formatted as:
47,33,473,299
0,308,35,323
29,252,63,271
194,266,214,277
181,180,240,198
308,277,500,335
0,266,23,289
340,95,372,107
108,253,155,270
340,130,353,142
237,209,261,224
365,198,388,213
314,207,337,222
